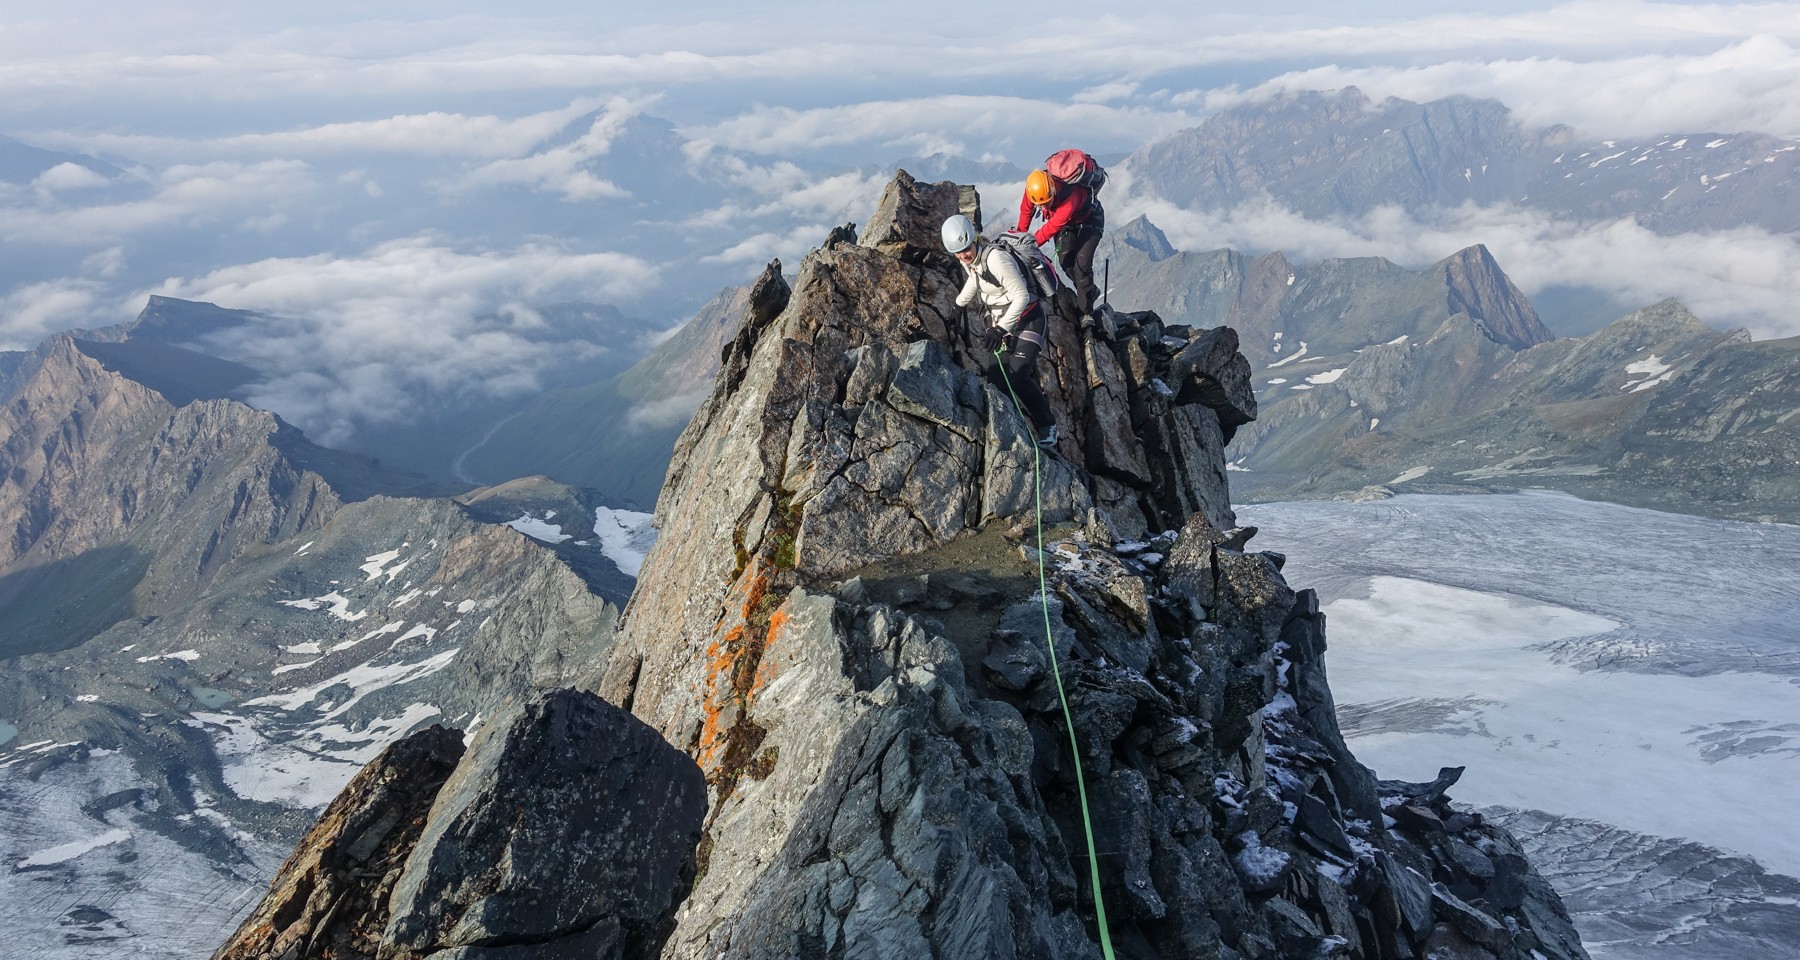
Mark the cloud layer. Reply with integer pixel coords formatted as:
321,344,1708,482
143,237,660,442
1,0,1796,458
1125,193,1800,339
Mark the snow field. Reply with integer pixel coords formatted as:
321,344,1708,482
593,506,656,576
1321,576,1800,877
0,754,283,959
506,514,572,543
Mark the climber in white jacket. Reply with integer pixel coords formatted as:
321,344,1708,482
944,215,1059,449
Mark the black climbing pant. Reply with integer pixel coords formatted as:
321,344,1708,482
981,303,1056,439
1056,205,1104,316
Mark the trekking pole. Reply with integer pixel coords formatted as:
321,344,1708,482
1103,257,1110,309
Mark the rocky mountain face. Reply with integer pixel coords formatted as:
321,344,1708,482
1128,89,1567,219
1100,217,1550,363
1101,218,1800,524
1126,87,1800,236
0,335,635,956
0,335,340,659
459,284,753,507
226,172,1589,960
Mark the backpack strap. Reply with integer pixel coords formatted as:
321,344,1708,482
979,245,1027,292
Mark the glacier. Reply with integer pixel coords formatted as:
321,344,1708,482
1240,490,1800,960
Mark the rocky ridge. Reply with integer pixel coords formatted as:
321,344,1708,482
1101,218,1800,523
1125,87,1800,236
0,334,340,659
230,172,1590,959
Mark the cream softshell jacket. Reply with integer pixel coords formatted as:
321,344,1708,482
955,243,1035,335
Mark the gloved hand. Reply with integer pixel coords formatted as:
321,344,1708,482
981,327,1006,351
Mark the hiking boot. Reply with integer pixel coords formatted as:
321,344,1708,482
1037,424,1060,449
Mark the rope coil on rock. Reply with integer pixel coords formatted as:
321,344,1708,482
994,345,1117,960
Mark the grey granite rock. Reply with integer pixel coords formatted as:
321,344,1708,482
859,168,971,263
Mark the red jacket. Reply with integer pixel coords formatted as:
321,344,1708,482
1016,182,1094,247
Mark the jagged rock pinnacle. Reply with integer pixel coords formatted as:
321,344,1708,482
226,172,1590,960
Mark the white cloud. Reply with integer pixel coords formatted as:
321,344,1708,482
625,388,710,429
28,99,612,166
454,97,649,200
81,246,127,278
139,236,661,442
682,95,1197,159
1073,81,1142,105
1106,1,1800,77
1236,34,1800,137
702,224,834,266
0,160,315,243
680,168,887,252
32,163,110,193
5,2,1798,119
1124,193,1800,339
0,280,105,349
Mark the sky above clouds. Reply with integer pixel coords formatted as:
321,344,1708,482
2,0,1798,444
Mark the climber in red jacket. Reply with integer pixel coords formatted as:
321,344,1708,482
1016,164,1104,326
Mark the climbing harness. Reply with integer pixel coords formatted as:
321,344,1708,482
994,346,1118,960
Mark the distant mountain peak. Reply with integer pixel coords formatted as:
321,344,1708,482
1114,215,1177,261
113,295,263,347
1437,243,1554,350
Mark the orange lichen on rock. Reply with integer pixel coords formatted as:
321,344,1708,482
693,558,783,774
751,607,790,700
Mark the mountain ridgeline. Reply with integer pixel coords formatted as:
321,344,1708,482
215,173,1589,960
1126,87,1800,237
0,325,635,953
1100,217,1800,524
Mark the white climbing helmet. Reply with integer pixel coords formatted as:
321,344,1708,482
940,214,977,254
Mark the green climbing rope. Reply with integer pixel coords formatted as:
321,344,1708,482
994,344,1117,960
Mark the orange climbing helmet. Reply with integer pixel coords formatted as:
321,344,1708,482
1025,168,1054,206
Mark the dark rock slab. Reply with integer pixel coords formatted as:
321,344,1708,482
1432,881,1511,953
431,918,622,960
1296,793,1356,860
1169,326,1257,441
383,689,706,960
1382,765,1464,805
1423,921,1502,960
1265,896,1325,955
1377,849,1435,939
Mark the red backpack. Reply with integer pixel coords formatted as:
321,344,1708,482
1045,149,1107,193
